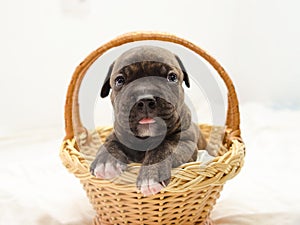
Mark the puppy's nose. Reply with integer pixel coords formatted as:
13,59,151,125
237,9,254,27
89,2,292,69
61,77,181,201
137,96,156,111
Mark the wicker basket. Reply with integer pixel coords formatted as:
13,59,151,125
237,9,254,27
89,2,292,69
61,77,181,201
60,32,245,225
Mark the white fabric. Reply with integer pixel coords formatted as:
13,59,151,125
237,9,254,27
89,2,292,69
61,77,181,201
197,150,215,164
1,103,300,225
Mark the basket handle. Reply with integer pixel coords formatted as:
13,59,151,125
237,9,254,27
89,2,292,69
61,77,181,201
64,32,241,141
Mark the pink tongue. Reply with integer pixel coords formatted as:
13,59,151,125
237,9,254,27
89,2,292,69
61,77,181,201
139,118,156,124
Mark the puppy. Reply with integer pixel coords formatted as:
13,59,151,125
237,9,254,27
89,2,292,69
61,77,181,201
90,45,207,196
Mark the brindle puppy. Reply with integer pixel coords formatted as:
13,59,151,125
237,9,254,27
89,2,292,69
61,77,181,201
90,46,207,196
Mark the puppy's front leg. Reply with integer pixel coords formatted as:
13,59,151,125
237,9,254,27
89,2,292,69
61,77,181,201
90,133,129,179
137,126,199,196
137,143,173,196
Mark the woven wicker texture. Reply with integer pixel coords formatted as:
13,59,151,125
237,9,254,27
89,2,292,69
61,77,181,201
60,32,245,225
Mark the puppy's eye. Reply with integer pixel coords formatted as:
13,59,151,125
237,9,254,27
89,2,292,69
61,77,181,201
167,72,178,83
115,75,125,87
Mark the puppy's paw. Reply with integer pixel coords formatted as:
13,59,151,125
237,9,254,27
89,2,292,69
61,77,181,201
93,159,127,179
137,178,167,196
136,166,170,196
90,149,128,179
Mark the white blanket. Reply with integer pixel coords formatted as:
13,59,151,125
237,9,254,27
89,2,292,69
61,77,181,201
1,103,300,225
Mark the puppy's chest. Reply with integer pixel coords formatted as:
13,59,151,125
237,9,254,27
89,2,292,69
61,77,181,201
123,147,146,163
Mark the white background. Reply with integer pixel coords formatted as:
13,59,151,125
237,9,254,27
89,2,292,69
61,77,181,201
1,0,299,135
1,1,300,225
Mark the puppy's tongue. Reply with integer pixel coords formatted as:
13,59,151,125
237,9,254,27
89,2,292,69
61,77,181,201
139,118,156,125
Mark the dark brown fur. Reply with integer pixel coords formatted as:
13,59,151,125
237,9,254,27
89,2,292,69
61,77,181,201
90,46,206,195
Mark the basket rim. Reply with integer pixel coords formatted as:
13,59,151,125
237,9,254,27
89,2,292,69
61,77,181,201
60,124,245,193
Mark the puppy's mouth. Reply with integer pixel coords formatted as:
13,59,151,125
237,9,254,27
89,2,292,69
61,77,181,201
135,117,158,138
138,117,156,125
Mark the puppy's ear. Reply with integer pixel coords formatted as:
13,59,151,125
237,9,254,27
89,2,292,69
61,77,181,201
100,62,115,98
175,55,190,88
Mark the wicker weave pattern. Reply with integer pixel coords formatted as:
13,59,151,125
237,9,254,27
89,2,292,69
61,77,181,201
93,215,214,225
60,125,244,225
60,32,245,225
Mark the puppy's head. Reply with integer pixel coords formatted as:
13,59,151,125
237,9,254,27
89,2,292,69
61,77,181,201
100,46,190,140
